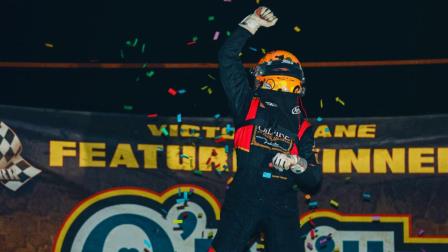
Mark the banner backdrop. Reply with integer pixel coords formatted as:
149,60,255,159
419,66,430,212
1,105,448,252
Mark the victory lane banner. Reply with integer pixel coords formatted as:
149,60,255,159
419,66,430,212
1,104,448,252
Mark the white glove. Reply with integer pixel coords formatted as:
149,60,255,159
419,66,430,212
272,153,308,174
239,6,278,35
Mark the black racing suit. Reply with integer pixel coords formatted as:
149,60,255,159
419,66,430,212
211,27,323,252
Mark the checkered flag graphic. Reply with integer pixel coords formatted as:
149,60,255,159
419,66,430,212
0,121,41,191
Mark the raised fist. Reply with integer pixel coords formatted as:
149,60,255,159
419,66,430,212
239,6,278,35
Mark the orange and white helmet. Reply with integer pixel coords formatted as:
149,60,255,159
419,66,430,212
252,50,306,96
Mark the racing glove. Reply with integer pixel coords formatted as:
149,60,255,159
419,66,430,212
239,6,278,35
272,153,308,174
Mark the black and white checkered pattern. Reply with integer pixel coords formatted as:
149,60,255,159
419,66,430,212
0,121,41,191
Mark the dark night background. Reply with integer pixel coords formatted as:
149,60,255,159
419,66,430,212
1,0,447,118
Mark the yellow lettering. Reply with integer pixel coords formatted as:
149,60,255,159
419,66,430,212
409,148,434,174
314,125,332,138
334,125,357,138
202,126,220,138
199,147,228,172
232,149,238,172
339,149,371,173
322,149,336,173
438,148,448,173
110,144,139,168
373,148,405,174
166,145,196,170
147,124,167,137
358,124,376,138
49,141,77,167
79,142,106,167
180,124,200,137
137,144,162,169
169,124,179,137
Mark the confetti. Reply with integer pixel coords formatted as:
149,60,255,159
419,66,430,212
304,194,311,200
207,88,213,95
256,0,261,4
123,105,133,111
178,89,186,94
168,88,177,96
201,85,209,90
145,70,155,78
173,219,183,224
320,99,323,109
294,26,301,32
335,96,345,106
225,124,234,134
141,43,146,53
316,116,323,122
142,63,148,68
213,31,220,40
261,48,266,54
120,49,124,59
310,228,316,239
187,41,197,46
362,192,371,201
208,74,216,80
161,127,169,136
418,229,425,236
256,244,265,249
226,31,231,37
330,199,339,208
193,170,203,176
192,36,199,42
249,47,257,52
224,145,229,153
45,43,54,48
132,38,139,47
262,172,272,179
147,113,158,118
214,113,221,119
215,137,225,143
208,16,215,21
177,113,182,123
226,176,234,185
308,201,318,209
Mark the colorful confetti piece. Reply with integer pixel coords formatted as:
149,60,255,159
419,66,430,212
294,26,301,32
168,88,177,96
146,70,155,78
123,105,133,111
335,96,345,106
